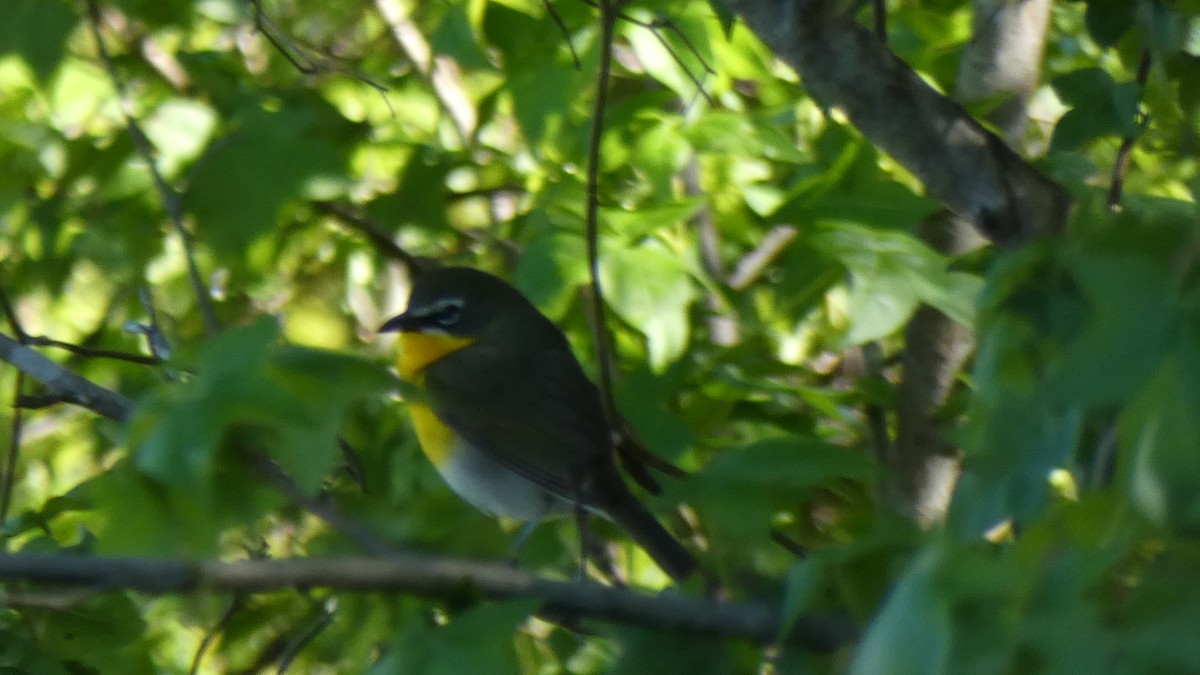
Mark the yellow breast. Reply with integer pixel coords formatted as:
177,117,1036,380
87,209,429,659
408,402,456,465
396,331,476,467
396,331,477,379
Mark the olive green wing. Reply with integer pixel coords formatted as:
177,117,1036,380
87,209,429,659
421,340,611,499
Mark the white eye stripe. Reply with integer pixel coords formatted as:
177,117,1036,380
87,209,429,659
410,297,464,327
411,297,464,317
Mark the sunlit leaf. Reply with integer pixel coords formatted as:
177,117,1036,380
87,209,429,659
600,242,697,371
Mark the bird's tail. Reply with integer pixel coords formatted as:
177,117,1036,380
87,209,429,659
591,463,696,582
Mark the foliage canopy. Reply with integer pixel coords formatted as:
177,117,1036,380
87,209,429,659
2,0,1200,673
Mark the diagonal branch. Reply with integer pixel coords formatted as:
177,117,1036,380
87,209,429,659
0,553,856,650
727,0,1070,244
312,201,425,275
373,0,476,146
0,333,135,422
86,0,220,336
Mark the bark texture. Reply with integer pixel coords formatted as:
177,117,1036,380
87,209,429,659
726,0,1068,245
727,0,1062,523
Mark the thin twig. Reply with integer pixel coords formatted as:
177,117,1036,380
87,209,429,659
248,0,389,97
133,287,174,362
685,156,741,347
14,393,76,411
583,1,621,430
373,0,476,145
247,451,394,555
769,529,808,559
312,201,425,275
1107,49,1152,211
642,20,715,105
0,553,857,650
727,225,799,291
647,18,715,76
277,603,334,673
580,1,715,104
0,283,28,343
189,594,246,675
1088,419,1119,490
543,0,582,69
23,335,161,366
85,0,220,336
1,373,24,526
581,1,691,489
853,342,891,468
1,282,29,526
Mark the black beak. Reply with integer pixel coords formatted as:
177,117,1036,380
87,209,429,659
378,313,413,334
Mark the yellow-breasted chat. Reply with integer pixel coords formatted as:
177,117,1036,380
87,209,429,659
379,266,696,582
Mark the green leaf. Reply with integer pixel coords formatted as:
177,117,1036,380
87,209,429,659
685,110,809,163
841,270,921,346
632,117,692,197
1050,69,1140,150
611,627,735,675
1084,0,1137,46
850,546,951,675
130,318,284,489
601,241,697,371
778,557,825,641
35,593,151,673
601,198,705,241
112,319,395,553
682,437,876,543
514,231,589,320
0,614,72,675
614,366,693,464
141,99,218,178
0,0,75,82
812,222,982,344
1121,351,1200,531
1045,250,1176,406
374,602,533,675
366,146,452,234
185,100,358,255
622,6,714,101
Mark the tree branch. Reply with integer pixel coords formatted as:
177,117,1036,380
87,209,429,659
892,0,1053,524
0,333,135,422
0,281,29,526
1107,49,1152,211
726,0,1070,244
86,0,220,336
312,201,426,275
23,335,161,366
584,1,621,429
373,0,476,145
0,553,855,650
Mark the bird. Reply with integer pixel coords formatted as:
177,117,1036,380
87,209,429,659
379,266,696,582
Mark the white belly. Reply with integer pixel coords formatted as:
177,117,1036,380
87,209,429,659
436,439,568,521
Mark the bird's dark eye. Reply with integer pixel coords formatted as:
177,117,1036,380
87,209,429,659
432,301,463,327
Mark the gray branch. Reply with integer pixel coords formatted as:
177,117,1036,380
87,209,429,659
0,553,856,651
727,0,1070,243
892,0,1054,524
0,333,134,422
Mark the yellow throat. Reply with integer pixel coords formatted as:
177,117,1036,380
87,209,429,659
396,331,476,466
